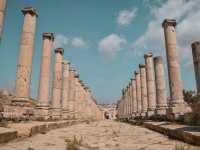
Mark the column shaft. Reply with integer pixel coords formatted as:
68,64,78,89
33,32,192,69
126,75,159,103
135,71,142,114
154,56,167,115
144,52,156,115
162,19,184,104
191,41,200,93
139,64,148,114
15,7,37,99
38,33,54,105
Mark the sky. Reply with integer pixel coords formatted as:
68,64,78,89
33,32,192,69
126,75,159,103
0,0,199,104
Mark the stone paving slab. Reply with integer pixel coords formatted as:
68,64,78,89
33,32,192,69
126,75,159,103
143,121,200,146
0,127,17,143
7,120,83,138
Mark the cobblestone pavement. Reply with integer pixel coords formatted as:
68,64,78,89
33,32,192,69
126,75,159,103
0,120,199,150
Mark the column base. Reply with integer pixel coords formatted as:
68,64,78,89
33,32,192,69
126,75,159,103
51,107,62,120
155,107,167,116
147,109,155,118
4,97,36,121
167,102,189,121
141,112,147,117
35,103,51,121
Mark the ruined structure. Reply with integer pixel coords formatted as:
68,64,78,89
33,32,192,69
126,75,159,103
135,71,141,116
36,33,54,120
139,64,148,117
144,52,156,117
15,7,37,103
162,19,186,119
154,56,167,116
191,41,200,94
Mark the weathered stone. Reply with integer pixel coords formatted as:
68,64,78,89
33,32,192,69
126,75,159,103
135,71,142,116
144,52,156,117
162,19,186,119
191,41,200,94
0,127,17,143
154,56,168,116
139,64,148,117
15,7,37,100
51,48,64,119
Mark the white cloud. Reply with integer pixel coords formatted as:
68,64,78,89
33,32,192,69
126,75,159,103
131,0,200,68
53,34,68,49
71,37,87,48
98,34,127,62
53,34,88,49
117,8,137,26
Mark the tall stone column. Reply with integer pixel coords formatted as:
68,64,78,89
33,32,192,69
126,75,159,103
74,72,80,119
68,67,76,119
51,48,64,119
154,56,168,116
139,64,148,117
62,60,70,119
191,41,200,94
129,81,133,117
38,33,54,105
162,19,186,118
15,7,37,102
36,33,54,120
144,52,156,117
131,78,137,117
135,71,142,116
0,0,6,39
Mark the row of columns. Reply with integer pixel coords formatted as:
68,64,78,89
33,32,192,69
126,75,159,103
117,19,187,120
11,7,102,121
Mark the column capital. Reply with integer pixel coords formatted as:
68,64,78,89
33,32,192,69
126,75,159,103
134,71,139,75
191,41,200,49
144,52,153,58
62,60,70,65
74,73,79,78
55,48,64,55
43,32,54,41
162,19,176,28
139,64,145,68
21,7,38,17
154,56,163,63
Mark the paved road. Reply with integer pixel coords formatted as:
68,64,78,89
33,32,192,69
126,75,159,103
0,120,199,150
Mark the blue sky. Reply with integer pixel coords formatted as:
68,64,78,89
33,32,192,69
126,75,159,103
0,0,199,104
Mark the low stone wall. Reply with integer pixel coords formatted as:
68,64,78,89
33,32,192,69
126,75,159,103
0,120,86,144
143,121,200,146
0,127,17,143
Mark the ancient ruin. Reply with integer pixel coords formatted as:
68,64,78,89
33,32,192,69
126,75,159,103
0,1,200,149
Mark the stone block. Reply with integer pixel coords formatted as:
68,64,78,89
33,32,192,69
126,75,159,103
0,127,17,143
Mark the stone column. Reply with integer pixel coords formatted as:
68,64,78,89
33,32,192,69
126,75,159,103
38,33,54,105
131,78,137,117
15,7,37,102
0,0,6,39
139,64,148,117
51,48,64,119
68,67,76,119
162,19,186,118
62,60,70,119
154,56,168,116
36,33,54,120
144,52,156,117
135,71,142,116
74,72,80,119
191,41,200,94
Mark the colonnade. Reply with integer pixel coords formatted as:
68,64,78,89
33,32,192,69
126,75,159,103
7,7,103,121
117,19,189,120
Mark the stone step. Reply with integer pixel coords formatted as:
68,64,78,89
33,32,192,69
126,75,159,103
0,127,17,143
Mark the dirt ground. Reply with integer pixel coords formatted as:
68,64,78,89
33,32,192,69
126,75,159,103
0,120,199,150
